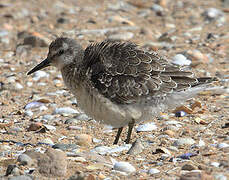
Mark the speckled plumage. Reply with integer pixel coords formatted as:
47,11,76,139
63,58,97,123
27,37,215,144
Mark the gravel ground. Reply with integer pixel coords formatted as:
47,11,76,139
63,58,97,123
0,0,229,179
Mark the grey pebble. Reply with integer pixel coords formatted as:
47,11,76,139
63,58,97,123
17,154,33,166
127,139,144,155
214,174,227,180
23,35,48,47
172,54,191,66
8,175,34,180
53,107,79,115
113,161,136,173
108,32,134,41
173,138,195,146
65,118,79,124
148,168,160,174
52,143,78,151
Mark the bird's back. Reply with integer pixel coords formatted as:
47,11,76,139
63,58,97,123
81,40,212,106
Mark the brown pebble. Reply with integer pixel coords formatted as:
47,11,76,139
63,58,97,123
75,134,92,146
181,163,197,171
163,129,175,137
27,122,43,131
180,172,213,180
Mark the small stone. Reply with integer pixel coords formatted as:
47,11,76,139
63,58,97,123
68,171,85,180
68,125,82,130
217,143,229,149
127,139,144,155
32,71,49,81
43,124,56,131
25,101,44,109
108,32,134,41
180,172,213,180
15,83,23,90
5,164,18,176
113,161,136,173
211,162,220,167
163,130,175,137
75,134,92,146
23,35,48,47
8,175,34,180
202,8,225,22
52,143,78,151
136,122,157,132
65,118,79,124
24,110,33,117
38,148,67,177
181,163,197,171
17,154,34,166
53,107,79,115
214,174,227,180
148,168,160,174
172,54,191,66
151,4,164,16
74,113,90,121
27,122,43,131
173,138,195,147
175,111,187,117
41,138,54,145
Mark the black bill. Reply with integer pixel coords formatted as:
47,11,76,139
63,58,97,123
27,58,50,75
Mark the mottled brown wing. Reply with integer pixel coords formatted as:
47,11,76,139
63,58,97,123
83,40,199,104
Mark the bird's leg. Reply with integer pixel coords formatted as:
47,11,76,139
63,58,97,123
125,120,135,144
113,127,123,144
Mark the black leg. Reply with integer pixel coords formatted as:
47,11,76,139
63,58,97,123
125,120,135,144
113,127,123,144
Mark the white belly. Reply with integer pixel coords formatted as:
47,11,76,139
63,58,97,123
73,85,141,128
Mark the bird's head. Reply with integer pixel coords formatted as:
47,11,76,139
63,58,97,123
27,37,83,75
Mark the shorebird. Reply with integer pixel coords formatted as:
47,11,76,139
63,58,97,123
27,37,215,144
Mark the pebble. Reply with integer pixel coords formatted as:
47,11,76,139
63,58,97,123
136,122,157,132
180,172,214,180
8,175,34,180
74,113,90,121
148,168,160,175
24,110,33,117
127,139,144,155
52,143,78,151
17,154,34,166
113,161,136,173
15,82,23,90
172,54,191,66
175,111,187,117
38,148,67,177
5,164,19,176
65,118,79,124
211,162,220,167
173,138,195,146
75,134,92,146
42,114,54,121
24,101,44,110
43,124,56,131
203,8,225,22
181,163,197,171
214,174,227,180
108,32,134,41
68,125,82,130
151,4,164,16
53,107,79,115
41,138,54,145
32,71,49,81
27,122,43,131
217,143,229,149
23,35,48,47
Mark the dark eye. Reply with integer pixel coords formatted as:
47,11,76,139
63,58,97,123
57,50,64,56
